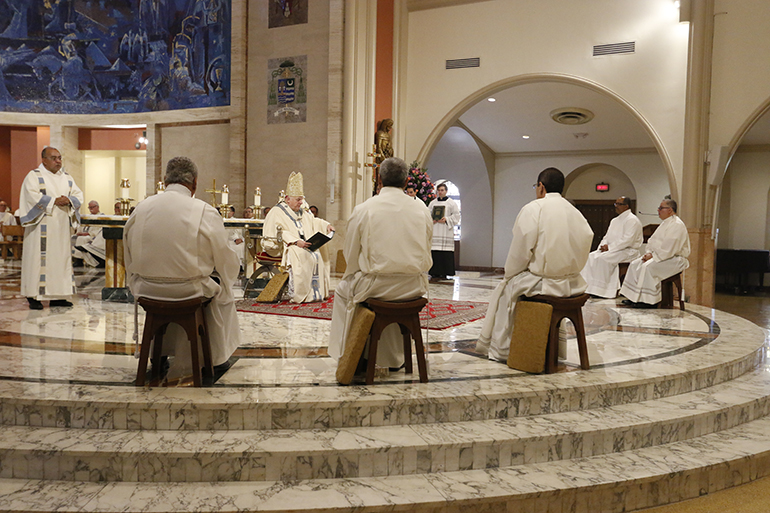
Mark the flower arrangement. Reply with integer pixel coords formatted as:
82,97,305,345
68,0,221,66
407,161,435,205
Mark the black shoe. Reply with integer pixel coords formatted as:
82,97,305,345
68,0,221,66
213,360,232,374
621,299,634,306
389,363,406,372
27,298,43,310
50,299,73,307
150,356,170,379
634,302,659,309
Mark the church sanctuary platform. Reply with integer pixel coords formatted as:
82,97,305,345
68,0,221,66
0,261,769,513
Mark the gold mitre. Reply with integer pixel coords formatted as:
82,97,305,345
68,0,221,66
286,171,304,197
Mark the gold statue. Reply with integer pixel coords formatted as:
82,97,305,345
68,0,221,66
374,118,394,165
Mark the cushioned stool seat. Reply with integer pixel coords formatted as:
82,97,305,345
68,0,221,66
364,297,429,385
659,272,685,310
136,297,213,387
522,293,591,373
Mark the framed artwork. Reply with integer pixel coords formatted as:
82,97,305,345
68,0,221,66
267,55,307,124
268,0,308,28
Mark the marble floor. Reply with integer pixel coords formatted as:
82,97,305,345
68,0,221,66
1,259,769,513
0,261,724,388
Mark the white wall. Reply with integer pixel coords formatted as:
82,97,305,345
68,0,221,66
403,0,689,190
565,164,636,200
492,152,669,266
426,126,493,267
82,151,146,214
717,150,770,250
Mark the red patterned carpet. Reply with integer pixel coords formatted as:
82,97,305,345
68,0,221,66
236,294,488,330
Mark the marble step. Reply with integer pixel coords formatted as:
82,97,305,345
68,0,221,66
0,307,763,431
1,414,770,513
2,366,768,483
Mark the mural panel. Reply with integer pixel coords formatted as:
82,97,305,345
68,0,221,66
0,0,231,114
268,0,308,29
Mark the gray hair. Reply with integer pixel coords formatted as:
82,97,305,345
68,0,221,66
88,200,99,207
164,156,198,185
379,157,408,187
662,198,678,213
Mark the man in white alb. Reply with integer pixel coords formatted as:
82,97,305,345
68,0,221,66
123,156,241,373
620,198,690,307
581,196,642,298
328,157,433,370
477,167,594,361
0,198,16,243
72,200,106,268
19,146,84,310
262,172,335,303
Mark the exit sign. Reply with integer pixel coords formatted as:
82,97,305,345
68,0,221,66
595,182,610,192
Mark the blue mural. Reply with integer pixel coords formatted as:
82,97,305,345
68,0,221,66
0,0,230,114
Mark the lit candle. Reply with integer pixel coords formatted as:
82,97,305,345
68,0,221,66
221,184,229,205
120,178,130,199
157,181,165,194
254,187,261,207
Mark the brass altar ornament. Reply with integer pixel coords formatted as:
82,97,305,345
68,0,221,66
156,181,165,194
116,178,134,216
204,179,232,218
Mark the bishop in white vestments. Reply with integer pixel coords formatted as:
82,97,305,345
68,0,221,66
581,196,643,298
262,171,334,303
124,156,241,369
19,146,84,309
328,158,433,369
620,199,690,306
477,168,594,361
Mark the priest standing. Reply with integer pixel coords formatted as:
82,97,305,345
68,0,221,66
427,182,460,281
581,196,643,298
19,146,84,310
262,172,335,303
476,167,593,361
123,156,241,372
620,198,690,307
328,157,433,369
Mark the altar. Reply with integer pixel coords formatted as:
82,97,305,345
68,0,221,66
80,215,265,302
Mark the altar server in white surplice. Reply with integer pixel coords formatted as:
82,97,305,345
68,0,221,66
261,171,335,303
124,156,241,370
581,196,643,298
477,168,594,362
19,146,84,310
620,199,690,306
328,157,433,369
0,199,16,241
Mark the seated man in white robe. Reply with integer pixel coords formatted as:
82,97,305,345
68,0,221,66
262,171,335,303
124,156,241,376
0,198,16,239
477,167,594,362
72,200,106,268
620,198,690,307
581,196,643,298
328,157,433,370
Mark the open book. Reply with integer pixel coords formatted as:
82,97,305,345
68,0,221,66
305,230,334,252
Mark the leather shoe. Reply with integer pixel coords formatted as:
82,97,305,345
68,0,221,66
27,298,43,310
50,299,73,307
621,299,634,306
213,360,232,374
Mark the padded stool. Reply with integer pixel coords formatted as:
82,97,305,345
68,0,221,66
136,297,213,387
659,272,685,310
522,293,590,373
364,297,429,385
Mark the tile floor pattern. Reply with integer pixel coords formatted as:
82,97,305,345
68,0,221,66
0,260,768,512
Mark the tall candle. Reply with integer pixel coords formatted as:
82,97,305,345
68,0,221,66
221,184,229,205
254,187,261,207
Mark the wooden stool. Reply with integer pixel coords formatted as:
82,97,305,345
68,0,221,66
618,262,630,286
364,297,429,385
136,297,213,387
659,272,685,310
522,294,590,373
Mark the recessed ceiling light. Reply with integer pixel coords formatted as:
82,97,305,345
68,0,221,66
487,97,496,102
522,135,530,139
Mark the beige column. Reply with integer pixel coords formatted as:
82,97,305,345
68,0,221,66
341,0,378,220
680,0,716,307
145,124,162,193
229,0,247,206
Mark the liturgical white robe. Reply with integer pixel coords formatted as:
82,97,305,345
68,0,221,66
581,209,643,298
620,215,690,305
73,221,106,267
262,202,331,303
477,193,594,361
19,164,84,300
1,211,15,241
123,184,241,366
328,187,433,368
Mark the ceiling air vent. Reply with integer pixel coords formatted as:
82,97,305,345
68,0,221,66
550,107,595,126
446,57,480,70
593,41,635,57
